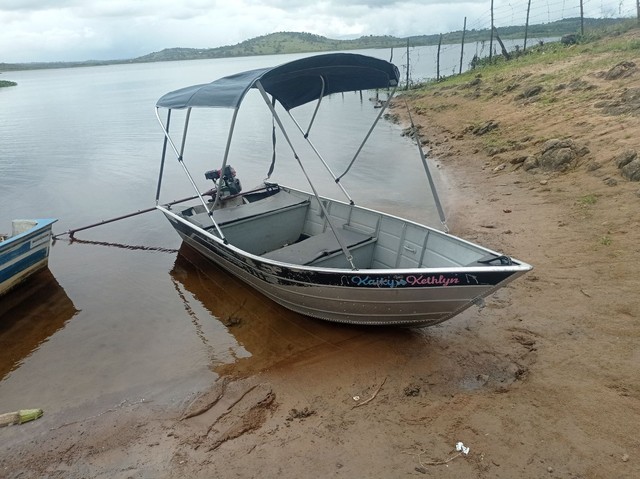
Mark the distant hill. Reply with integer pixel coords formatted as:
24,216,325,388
0,17,629,72
134,32,367,62
133,18,625,63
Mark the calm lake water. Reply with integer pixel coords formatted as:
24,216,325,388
0,47,463,418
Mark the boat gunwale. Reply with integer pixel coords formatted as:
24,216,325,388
157,186,532,276
0,219,57,250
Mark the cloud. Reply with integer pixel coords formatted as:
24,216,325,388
0,0,78,11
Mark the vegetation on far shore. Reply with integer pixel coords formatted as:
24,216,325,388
0,80,17,88
0,16,630,73
407,19,640,92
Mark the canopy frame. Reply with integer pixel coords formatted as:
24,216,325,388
154,53,401,262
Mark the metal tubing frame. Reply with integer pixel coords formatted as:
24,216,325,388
286,110,354,205
210,107,241,212
154,107,227,242
255,80,357,270
155,109,171,205
404,100,448,232
336,85,397,181
303,76,325,138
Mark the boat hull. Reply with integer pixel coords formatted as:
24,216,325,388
0,219,57,297
163,210,528,327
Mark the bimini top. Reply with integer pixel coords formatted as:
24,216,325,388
156,53,400,112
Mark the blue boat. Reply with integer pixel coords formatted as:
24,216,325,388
0,219,57,296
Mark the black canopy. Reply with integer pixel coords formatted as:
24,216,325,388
156,53,400,112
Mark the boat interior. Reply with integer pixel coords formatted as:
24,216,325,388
177,185,497,270
1,220,40,244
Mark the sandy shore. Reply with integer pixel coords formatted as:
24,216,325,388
2,32,640,478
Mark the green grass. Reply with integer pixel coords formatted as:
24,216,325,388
578,194,598,206
412,22,640,96
599,235,612,246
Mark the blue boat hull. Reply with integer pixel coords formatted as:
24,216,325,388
0,219,57,297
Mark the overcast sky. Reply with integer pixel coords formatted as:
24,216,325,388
0,0,633,63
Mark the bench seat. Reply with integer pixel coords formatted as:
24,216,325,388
185,189,309,229
262,227,374,266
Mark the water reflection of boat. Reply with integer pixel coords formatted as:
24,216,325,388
170,244,379,375
0,219,56,297
155,53,532,327
0,268,79,380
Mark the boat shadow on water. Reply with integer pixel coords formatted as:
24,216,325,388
0,269,79,380
169,244,429,377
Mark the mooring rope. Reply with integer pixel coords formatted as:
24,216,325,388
54,236,178,253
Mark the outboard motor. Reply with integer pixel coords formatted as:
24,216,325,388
204,165,242,197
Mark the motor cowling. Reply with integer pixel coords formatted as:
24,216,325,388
205,165,242,196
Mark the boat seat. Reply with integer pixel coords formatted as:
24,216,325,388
262,226,374,266
186,189,309,229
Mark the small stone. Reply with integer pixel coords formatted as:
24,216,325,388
621,159,640,181
523,156,539,171
540,180,548,185
586,161,601,171
472,120,499,136
547,466,554,473
403,384,421,397
604,61,637,80
615,150,638,169
517,85,544,100
621,453,629,462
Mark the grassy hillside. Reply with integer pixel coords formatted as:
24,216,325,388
0,17,631,72
399,23,640,188
134,18,629,63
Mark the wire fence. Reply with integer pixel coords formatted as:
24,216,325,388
399,0,639,85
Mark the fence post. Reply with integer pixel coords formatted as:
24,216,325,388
524,0,531,52
405,39,410,90
580,0,584,36
437,34,442,80
489,0,494,62
459,17,467,74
